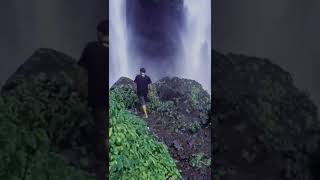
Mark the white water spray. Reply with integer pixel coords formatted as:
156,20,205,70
109,0,130,86
109,0,211,92
179,0,211,92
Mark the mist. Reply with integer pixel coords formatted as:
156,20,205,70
109,0,211,92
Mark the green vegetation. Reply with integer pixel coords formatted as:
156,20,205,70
0,75,94,180
109,87,182,180
189,152,211,168
189,121,201,134
190,86,202,110
145,85,161,113
213,52,320,179
148,86,177,119
212,167,235,180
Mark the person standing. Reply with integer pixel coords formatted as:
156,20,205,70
78,19,108,180
134,68,152,118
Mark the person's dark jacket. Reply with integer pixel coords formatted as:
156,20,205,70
78,41,108,108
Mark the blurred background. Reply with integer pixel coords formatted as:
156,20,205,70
0,0,106,86
213,0,320,108
0,0,319,108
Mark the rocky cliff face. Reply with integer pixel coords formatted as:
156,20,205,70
2,48,88,99
212,50,320,180
0,48,98,179
1,48,320,180
111,76,212,179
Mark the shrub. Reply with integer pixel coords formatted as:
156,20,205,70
147,86,178,119
189,152,211,168
189,121,201,134
147,85,162,113
110,86,137,110
3,75,92,147
0,75,94,180
109,87,182,180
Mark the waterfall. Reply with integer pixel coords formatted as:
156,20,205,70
109,0,211,92
109,0,130,86
179,0,211,92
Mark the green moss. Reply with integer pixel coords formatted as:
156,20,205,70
190,86,201,110
147,86,178,119
189,152,211,168
189,121,201,134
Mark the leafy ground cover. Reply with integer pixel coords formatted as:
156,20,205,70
109,86,182,180
110,77,212,179
0,75,95,180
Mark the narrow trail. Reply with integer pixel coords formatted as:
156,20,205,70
135,111,211,180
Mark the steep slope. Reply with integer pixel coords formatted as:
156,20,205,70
111,77,212,179
108,85,181,179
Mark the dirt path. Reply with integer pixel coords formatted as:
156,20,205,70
141,113,211,180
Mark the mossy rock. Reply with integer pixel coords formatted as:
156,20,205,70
213,50,319,180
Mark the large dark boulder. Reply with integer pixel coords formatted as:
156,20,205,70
0,48,100,179
154,77,210,114
110,77,135,90
212,50,320,180
111,76,211,120
2,48,88,99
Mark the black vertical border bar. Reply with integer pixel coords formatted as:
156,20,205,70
106,1,110,179
211,0,214,179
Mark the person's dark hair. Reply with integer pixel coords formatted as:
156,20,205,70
97,20,108,35
140,68,146,73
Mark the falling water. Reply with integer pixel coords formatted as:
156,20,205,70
179,0,211,92
109,0,130,86
109,0,211,92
